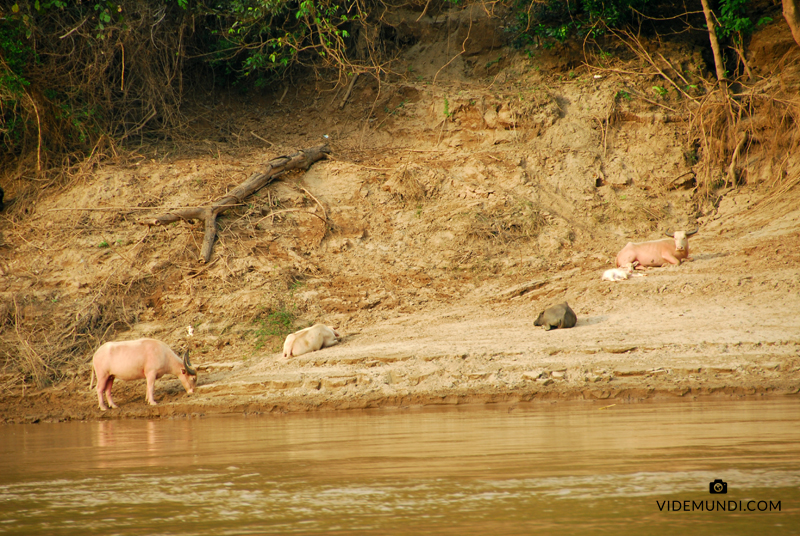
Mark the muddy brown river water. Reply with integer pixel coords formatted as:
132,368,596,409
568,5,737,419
1,399,798,535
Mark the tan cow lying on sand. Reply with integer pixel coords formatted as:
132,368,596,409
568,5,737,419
283,324,340,358
616,229,698,269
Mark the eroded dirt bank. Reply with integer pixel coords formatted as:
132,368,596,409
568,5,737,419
4,202,800,424
2,16,800,424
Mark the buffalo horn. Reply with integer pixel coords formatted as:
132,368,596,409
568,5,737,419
665,230,674,237
182,349,197,376
686,228,699,236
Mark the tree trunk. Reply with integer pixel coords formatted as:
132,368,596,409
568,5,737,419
699,0,727,85
144,144,330,263
785,0,800,48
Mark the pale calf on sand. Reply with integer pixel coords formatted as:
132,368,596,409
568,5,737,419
283,324,341,358
602,262,645,281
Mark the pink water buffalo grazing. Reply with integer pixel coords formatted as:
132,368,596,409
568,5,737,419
90,338,197,411
615,228,698,269
283,324,340,358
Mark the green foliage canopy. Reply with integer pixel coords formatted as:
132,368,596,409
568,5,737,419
0,0,780,166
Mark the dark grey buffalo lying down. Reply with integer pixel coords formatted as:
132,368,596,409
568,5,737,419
534,302,577,331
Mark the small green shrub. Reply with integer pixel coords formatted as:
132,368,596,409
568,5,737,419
252,304,296,350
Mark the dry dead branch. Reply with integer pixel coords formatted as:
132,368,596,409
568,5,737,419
726,132,749,185
339,73,360,110
143,144,330,262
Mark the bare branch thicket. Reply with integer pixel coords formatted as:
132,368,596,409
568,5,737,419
0,283,142,390
1,2,190,187
587,16,800,200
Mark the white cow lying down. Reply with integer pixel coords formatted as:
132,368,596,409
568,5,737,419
602,262,645,281
283,324,341,358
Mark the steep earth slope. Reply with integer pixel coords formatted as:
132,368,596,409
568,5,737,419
1,15,799,423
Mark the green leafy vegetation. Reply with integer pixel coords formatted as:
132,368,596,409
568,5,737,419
651,85,668,97
509,0,650,48
0,0,793,192
252,304,297,350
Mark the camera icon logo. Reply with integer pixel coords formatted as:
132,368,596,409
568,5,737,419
709,479,728,494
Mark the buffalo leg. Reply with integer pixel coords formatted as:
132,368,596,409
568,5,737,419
96,373,109,411
145,371,159,405
104,376,119,409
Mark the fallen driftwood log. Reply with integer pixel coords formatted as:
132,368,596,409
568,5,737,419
143,144,330,263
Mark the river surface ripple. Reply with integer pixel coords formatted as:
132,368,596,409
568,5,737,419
1,399,799,535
